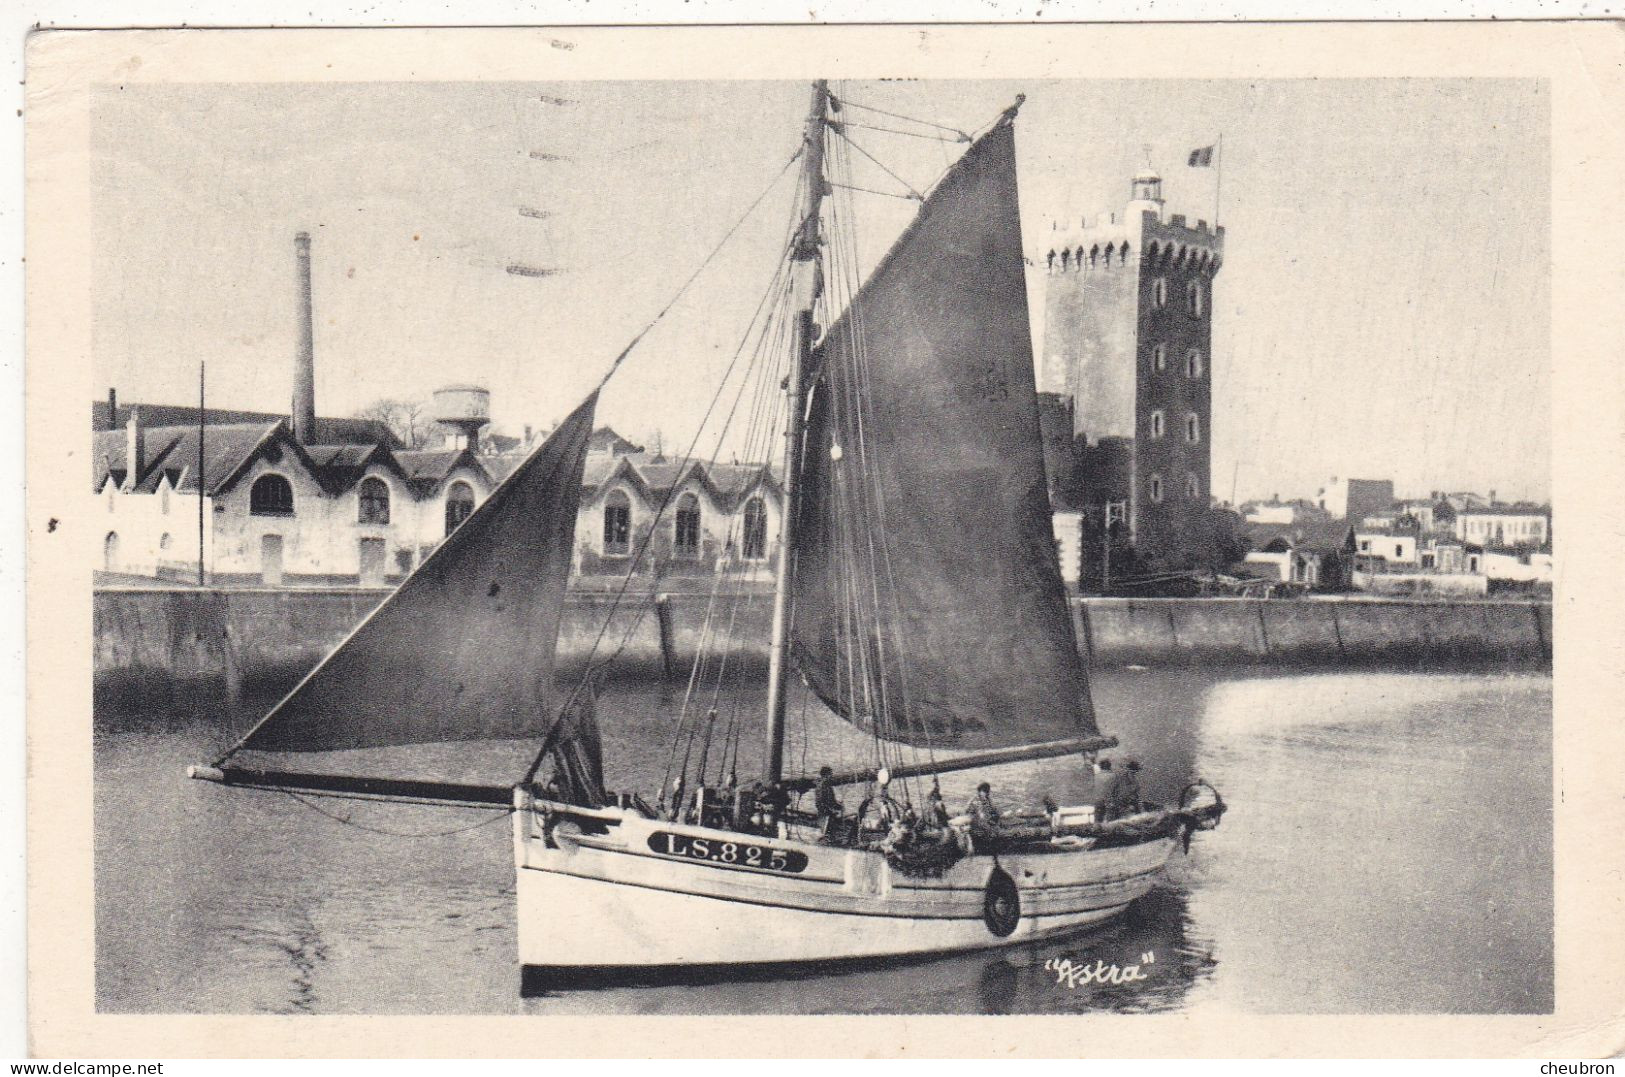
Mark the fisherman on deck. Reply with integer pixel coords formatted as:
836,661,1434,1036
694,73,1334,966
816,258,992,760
1097,759,1144,823
924,781,950,828
960,781,1002,852
814,765,844,841
861,769,905,831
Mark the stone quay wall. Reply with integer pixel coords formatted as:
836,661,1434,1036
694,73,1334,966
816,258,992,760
94,587,1552,705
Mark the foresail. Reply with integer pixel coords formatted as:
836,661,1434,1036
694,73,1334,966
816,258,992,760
225,394,598,756
791,117,1098,749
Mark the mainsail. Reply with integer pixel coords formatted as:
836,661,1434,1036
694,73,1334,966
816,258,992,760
222,394,598,757
791,115,1098,749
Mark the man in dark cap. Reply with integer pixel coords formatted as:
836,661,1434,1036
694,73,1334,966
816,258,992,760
814,765,844,841
1098,759,1144,823
963,781,1002,851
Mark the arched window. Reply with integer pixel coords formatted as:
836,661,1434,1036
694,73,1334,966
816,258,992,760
603,489,631,555
1150,410,1165,439
741,497,767,560
1074,246,1085,269
1185,473,1200,500
1151,277,1167,310
1119,242,1130,264
1185,413,1202,443
358,477,391,525
250,474,294,516
1060,249,1071,271
1186,349,1204,378
1149,474,1164,504
444,481,475,535
674,493,701,557
103,532,119,571
1046,249,1056,271
1187,279,1204,316
1153,343,1168,372
159,532,173,552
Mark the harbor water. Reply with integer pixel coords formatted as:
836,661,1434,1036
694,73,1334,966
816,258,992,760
94,667,1552,1015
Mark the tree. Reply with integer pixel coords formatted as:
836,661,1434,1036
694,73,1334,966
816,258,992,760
354,398,430,449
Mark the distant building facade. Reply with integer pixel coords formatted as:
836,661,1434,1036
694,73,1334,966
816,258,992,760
1316,477,1396,521
93,397,495,586
573,432,783,584
1035,170,1225,574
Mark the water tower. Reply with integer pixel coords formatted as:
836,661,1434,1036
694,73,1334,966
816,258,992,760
432,384,491,451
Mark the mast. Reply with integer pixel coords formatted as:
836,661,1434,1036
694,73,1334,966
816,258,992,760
763,79,829,785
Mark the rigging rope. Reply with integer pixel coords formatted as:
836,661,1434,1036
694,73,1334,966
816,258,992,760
832,94,972,142
834,119,969,143
831,125,925,201
589,145,803,397
277,788,515,838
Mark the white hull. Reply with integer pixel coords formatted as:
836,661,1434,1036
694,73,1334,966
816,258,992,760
513,796,1177,970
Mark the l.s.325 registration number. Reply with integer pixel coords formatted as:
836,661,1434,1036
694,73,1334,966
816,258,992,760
647,831,808,873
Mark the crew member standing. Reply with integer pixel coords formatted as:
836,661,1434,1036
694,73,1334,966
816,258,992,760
814,765,843,841
1099,759,1144,822
963,781,1002,851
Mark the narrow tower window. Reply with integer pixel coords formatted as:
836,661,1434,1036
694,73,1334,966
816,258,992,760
1186,349,1204,378
1152,277,1168,309
1149,474,1164,504
1185,473,1200,500
1187,279,1204,316
1153,343,1168,372
1150,410,1166,439
1185,413,1202,443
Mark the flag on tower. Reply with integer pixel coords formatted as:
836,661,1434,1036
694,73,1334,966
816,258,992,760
1188,145,1215,167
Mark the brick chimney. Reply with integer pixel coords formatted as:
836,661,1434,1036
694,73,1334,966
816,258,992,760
125,406,144,488
106,387,118,430
292,232,317,445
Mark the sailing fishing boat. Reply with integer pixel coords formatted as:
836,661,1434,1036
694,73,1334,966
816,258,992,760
190,81,1224,974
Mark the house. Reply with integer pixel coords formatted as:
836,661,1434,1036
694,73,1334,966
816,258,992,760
94,403,494,586
1315,477,1395,521
574,443,784,584
1353,521,1420,569
1240,519,1355,591
1454,505,1551,548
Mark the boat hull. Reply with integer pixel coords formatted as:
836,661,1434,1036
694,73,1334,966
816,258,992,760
513,799,1177,970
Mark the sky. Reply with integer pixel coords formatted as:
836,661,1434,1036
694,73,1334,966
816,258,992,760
92,78,1549,505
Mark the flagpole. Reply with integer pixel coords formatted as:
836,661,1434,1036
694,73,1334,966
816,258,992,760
1215,132,1224,229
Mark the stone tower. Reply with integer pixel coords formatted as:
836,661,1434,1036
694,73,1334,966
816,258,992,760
1036,170,1224,570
